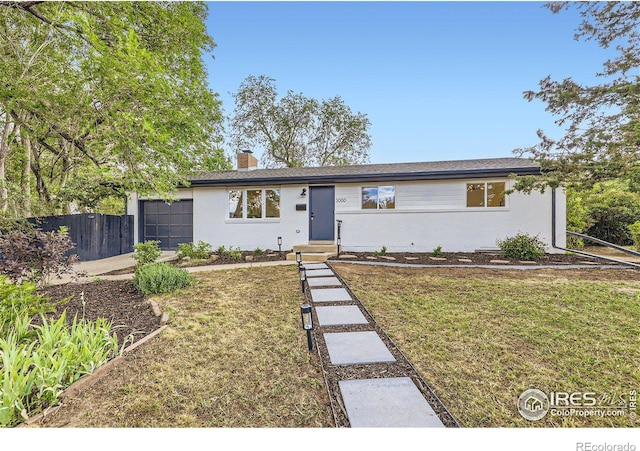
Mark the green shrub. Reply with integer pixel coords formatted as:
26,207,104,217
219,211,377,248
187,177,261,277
133,262,193,296
432,246,443,257
582,182,640,245
0,276,55,338
228,247,243,261
253,247,263,255
373,246,388,256
628,222,640,252
132,240,162,267
0,311,118,427
215,245,226,255
496,233,547,261
177,241,213,260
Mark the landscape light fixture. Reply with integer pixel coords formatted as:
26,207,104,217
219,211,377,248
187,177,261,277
278,236,282,257
296,251,302,266
300,303,314,351
299,265,307,293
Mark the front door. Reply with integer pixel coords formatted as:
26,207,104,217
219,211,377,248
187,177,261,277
309,186,335,241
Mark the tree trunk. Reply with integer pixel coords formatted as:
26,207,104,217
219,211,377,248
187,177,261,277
0,117,14,214
22,129,32,217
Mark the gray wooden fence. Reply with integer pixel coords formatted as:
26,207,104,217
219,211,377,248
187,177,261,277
28,214,134,261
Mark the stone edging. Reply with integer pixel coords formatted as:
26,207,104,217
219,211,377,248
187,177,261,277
18,301,170,427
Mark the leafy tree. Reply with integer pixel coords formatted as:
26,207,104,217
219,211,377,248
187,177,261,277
514,2,640,193
229,75,371,168
581,181,640,246
0,1,230,217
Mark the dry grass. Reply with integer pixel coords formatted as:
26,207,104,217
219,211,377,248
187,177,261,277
331,264,640,428
36,265,333,428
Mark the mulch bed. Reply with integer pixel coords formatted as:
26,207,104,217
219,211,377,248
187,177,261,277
38,280,160,346
328,251,620,266
305,266,460,428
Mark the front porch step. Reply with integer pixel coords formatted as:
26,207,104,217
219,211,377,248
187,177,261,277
286,252,336,262
292,244,338,254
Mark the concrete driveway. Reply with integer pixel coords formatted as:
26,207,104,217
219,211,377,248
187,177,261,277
73,251,177,276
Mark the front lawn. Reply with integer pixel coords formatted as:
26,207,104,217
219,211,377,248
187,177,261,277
35,265,333,427
331,264,640,427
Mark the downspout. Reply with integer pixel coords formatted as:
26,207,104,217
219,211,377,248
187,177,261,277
551,187,556,248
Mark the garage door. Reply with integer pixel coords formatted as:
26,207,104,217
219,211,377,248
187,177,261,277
141,200,193,250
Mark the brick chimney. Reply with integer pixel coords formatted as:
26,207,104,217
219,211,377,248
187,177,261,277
237,150,258,171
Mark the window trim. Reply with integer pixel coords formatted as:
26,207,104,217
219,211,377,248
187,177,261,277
361,185,396,210
465,181,507,208
227,187,281,221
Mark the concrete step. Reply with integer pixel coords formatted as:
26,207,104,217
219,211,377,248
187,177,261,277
286,252,336,262
293,244,338,254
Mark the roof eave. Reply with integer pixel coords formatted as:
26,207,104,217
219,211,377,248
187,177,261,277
184,167,541,188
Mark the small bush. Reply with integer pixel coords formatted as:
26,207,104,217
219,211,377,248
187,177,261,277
228,247,243,261
0,226,77,286
628,222,640,252
373,246,388,256
132,240,162,267
133,262,193,296
215,245,226,255
0,276,55,338
253,248,263,255
432,246,443,257
496,233,547,261
177,241,213,260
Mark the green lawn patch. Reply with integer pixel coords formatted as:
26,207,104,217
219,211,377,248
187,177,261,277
332,264,640,427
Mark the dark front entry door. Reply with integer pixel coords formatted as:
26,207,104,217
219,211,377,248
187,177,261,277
309,186,335,241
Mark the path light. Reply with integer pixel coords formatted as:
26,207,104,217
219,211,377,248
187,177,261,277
300,303,313,351
299,265,307,293
296,251,302,266
336,219,343,256
278,236,282,257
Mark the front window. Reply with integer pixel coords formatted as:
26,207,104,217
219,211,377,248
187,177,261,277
361,186,396,209
229,190,244,218
228,188,281,219
246,189,262,219
265,189,281,218
466,182,506,208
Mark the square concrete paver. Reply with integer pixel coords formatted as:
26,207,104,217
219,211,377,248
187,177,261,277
303,263,329,270
307,276,342,287
315,305,368,326
310,288,352,303
338,377,445,427
324,331,395,365
305,269,334,277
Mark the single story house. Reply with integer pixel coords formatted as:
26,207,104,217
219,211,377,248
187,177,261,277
127,151,567,255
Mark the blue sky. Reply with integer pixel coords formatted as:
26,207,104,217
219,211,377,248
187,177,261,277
205,1,612,165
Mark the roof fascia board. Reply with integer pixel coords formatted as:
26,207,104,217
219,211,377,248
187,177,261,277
185,167,540,188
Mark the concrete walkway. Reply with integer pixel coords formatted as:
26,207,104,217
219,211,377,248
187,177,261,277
303,261,447,428
52,252,297,285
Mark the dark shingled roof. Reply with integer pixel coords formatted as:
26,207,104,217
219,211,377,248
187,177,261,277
187,157,540,187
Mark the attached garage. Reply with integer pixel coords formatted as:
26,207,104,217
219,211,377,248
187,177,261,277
139,200,193,250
